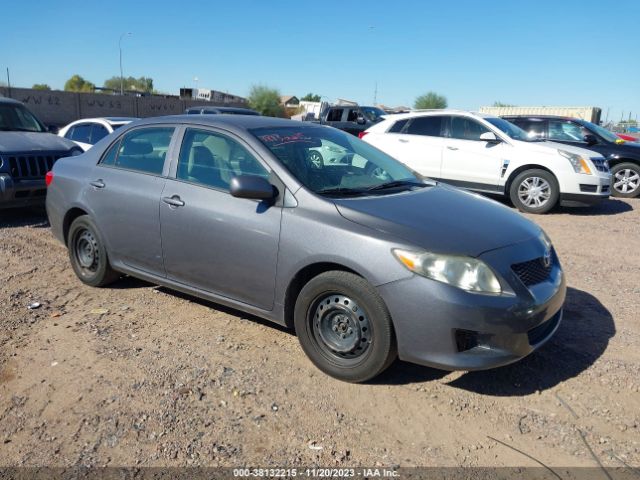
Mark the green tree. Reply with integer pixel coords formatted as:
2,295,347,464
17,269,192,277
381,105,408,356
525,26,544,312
32,83,51,91
64,75,95,92
103,76,154,93
493,101,515,107
301,93,321,102
248,85,284,117
414,91,447,109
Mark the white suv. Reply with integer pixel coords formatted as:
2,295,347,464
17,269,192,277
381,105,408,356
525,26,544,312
362,110,611,213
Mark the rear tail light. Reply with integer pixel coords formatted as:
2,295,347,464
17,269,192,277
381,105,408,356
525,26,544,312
358,131,369,139
45,171,54,187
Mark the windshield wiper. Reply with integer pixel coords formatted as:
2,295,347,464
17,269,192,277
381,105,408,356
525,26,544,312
366,179,426,192
315,187,368,197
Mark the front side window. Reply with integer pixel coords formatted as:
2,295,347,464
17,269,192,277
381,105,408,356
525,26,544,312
450,116,490,141
177,128,269,191
91,124,110,143
70,124,92,143
486,117,542,142
548,120,587,142
104,127,174,175
346,109,359,122
252,126,422,196
576,120,619,143
405,116,444,137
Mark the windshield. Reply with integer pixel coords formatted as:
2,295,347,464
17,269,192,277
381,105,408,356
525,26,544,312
485,117,541,142
251,126,423,196
361,107,386,123
0,103,46,132
579,120,620,143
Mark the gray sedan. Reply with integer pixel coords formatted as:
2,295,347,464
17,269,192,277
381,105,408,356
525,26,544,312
46,115,565,382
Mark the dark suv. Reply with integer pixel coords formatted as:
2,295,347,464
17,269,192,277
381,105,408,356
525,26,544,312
503,115,640,198
0,98,80,209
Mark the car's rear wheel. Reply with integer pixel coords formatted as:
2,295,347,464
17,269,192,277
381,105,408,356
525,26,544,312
509,169,559,214
68,215,119,287
611,162,640,198
294,271,396,383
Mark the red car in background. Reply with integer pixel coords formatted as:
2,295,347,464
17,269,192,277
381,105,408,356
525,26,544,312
617,133,639,142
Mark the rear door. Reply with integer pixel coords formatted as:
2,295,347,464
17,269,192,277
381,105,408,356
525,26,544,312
86,125,175,276
384,115,445,178
159,127,282,310
440,115,504,191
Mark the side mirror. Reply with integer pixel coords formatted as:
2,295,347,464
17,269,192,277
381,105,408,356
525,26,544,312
230,175,277,200
356,115,366,125
479,131,500,143
48,125,59,134
583,134,598,145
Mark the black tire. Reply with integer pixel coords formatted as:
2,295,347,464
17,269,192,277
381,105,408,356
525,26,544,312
294,271,396,383
610,162,640,198
509,169,559,214
67,215,120,287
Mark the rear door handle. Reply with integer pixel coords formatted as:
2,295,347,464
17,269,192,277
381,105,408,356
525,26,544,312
446,146,459,151
162,195,185,207
90,179,105,189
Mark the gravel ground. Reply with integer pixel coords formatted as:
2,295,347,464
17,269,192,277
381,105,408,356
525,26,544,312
0,198,638,470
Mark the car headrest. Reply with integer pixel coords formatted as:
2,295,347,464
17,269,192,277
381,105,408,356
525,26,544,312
122,139,153,155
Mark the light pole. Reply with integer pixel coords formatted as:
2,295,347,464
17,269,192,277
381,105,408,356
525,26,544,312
119,32,132,95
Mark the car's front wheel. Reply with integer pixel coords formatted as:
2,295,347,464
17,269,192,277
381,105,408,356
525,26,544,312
611,162,640,198
68,215,120,287
509,169,559,214
294,271,396,383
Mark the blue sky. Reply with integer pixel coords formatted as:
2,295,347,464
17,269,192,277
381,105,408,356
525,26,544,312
2,0,639,122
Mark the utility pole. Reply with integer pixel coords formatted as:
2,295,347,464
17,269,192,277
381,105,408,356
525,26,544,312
6,67,11,94
119,32,132,95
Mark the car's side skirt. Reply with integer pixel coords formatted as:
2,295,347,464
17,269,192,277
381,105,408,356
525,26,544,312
432,178,505,194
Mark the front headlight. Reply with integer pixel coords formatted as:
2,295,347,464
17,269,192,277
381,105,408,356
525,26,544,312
392,249,502,294
558,149,592,174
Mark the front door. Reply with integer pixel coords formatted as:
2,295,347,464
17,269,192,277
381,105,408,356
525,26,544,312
87,125,176,276
160,127,282,310
440,116,503,191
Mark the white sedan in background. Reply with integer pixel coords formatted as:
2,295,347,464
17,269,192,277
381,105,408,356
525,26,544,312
58,117,137,151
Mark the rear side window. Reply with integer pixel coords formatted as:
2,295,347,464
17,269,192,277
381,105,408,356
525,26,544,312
326,109,343,122
511,119,546,138
70,124,92,143
450,117,490,141
387,119,409,133
101,127,174,175
405,116,444,137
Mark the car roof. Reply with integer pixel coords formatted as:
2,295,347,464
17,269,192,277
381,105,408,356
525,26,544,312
187,106,258,113
130,114,309,132
502,114,587,122
0,97,25,106
380,109,496,121
103,117,137,123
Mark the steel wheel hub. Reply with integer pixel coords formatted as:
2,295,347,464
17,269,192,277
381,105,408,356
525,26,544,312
518,176,551,207
76,230,99,271
312,294,371,359
614,169,639,194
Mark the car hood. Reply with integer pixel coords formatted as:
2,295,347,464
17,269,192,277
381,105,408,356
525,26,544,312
604,141,640,157
334,184,541,257
0,132,76,153
513,139,603,158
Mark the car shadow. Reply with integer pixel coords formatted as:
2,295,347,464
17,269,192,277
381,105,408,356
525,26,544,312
444,286,614,396
486,194,633,216
0,207,49,228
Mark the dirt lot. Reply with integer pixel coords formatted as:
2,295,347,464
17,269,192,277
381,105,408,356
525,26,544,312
0,198,639,470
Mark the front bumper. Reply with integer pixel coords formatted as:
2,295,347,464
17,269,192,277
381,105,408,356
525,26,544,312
559,172,610,207
377,237,566,371
0,174,47,209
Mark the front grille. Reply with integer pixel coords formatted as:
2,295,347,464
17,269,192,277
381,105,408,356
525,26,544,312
512,252,555,287
528,310,561,345
6,153,62,179
591,157,609,173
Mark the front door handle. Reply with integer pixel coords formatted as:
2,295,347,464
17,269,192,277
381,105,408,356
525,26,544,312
398,138,409,143
90,179,105,189
446,146,459,151
162,195,185,207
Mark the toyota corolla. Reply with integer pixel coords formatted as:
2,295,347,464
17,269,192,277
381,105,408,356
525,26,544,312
46,115,565,382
